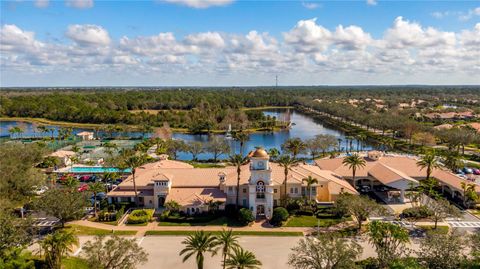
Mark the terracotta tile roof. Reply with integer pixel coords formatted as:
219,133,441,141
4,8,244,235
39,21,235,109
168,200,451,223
166,188,226,207
316,155,478,193
368,163,418,185
470,122,480,133
117,160,356,195
107,189,153,197
49,150,76,158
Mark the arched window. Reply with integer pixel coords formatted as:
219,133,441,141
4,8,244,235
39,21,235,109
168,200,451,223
256,181,265,199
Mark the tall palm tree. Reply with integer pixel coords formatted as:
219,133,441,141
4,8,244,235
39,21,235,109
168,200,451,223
356,133,367,152
342,154,366,185
123,154,148,207
39,229,79,269
179,231,217,269
416,152,440,182
233,131,250,156
302,176,318,201
8,126,23,139
229,154,249,210
224,247,262,269
281,138,306,160
460,182,478,208
267,148,280,161
214,229,240,269
88,182,105,217
277,154,297,206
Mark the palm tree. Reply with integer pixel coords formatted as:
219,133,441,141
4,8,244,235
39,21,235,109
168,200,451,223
229,154,249,210
356,133,367,152
64,175,79,190
416,152,440,182
342,154,366,186
460,182,478,208
8,126,23,139
102,171,118,192
281,138,306,159
224,247,262,269
123,154,148,206
277,154,297,206
442,151,463,172
267,148,280,161
214,229,240,269
179,231,217,269
39,229,79,269
233,131,250,156
89,182,105,217
302,176,318,201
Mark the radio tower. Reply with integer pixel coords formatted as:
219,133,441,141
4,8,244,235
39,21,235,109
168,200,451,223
275,75,278,87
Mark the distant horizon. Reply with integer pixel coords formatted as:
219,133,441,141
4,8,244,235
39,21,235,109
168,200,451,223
1,84,480,89
1,1,479,86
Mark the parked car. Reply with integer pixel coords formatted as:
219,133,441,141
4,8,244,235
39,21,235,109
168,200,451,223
79,175,90,181
463,167,474,174
77,184,89,192
34,186,48,195
59,174,75,181
473,168,480,175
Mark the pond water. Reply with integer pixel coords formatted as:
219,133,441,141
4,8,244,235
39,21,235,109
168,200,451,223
0,109,375,160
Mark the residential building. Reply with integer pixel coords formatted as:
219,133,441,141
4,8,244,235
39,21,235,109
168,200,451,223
107,148,357,218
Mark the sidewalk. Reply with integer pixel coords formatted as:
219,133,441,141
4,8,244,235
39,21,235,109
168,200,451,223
69,219,313,238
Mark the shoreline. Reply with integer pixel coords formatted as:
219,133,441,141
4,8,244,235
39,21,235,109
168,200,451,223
0,116,289,135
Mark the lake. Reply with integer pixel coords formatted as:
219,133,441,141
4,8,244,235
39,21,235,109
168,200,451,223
0,109,375,160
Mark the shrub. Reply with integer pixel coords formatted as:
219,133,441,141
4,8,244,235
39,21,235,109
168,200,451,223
270,207,289,227
402,206,433,219
225,204,238,218
127,209,154,224
238,208,254,225
286,199,301,213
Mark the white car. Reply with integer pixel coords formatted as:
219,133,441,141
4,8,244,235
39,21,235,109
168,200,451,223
34,186,48,195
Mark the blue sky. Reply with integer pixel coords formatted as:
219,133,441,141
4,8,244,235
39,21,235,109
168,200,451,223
1,0,479,86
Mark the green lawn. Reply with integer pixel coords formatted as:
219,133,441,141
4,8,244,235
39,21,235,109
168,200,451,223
145,230,303,236
63,224,136,236
284,215,349,227
63,257,90,269
187,162,226,168
158,216,244,227
417,225,449,234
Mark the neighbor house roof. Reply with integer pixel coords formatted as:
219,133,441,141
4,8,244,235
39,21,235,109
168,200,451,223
76,131,94,136
49,150,76,158
315,155,479,193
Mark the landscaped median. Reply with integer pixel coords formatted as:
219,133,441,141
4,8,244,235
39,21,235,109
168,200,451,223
144,230,303,236
126,209,155,226
64,224,137,236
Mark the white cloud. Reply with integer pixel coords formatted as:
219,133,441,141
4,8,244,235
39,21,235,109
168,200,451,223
65,0,94,9
34,0,49,8
283,18,332,53
459,7,480,21
184,32,225,48
333,25,372,50
302,2,320,10
2,18,479,86
66,24,111,46
367,0,377,6
163,0,233,9
384,16,455,48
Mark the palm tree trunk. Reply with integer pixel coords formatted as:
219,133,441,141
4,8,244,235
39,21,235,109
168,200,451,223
223,253,226,269
133,171,139,207
235,167,241,210
94,195,98,217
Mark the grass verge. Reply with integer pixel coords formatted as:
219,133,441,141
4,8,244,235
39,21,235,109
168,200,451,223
63,224,136,236
417,225,449,234
284,215,348,227
145,230,303,236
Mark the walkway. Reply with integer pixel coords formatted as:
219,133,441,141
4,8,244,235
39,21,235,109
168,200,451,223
69,219,313,238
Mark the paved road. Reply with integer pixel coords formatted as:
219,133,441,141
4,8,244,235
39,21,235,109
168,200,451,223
63,235,422,269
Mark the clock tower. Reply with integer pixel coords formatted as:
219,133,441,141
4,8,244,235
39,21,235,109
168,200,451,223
248,147,274,219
